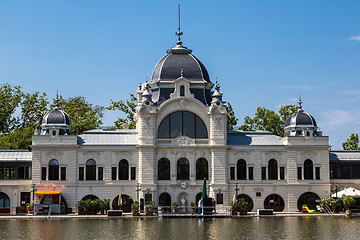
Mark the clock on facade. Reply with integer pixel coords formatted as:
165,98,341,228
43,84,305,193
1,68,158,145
179,181,189,189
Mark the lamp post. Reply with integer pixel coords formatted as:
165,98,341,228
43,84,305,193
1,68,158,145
32,184,36,215
235,183,239,202
135,183,141,213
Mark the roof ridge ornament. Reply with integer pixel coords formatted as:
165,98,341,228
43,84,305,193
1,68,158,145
55,90,59,110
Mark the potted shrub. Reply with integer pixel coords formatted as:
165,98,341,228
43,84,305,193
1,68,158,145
320,196,335,212
331,202,342,213
76,200,86,215
172,203,178,213
190,202,197,214
102,199,110,215
238,198,248,215
26,203,34,215
131,201,140,216
343,196,356,215
145,201,155,216
230,201,238,216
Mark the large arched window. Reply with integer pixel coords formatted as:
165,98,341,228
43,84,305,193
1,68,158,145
177,158,189,180
86,159,96,180
49,159,59,180
196,158,208,180
237,159,247,180
119,159,129,180
268,159,278,180
158,158,170,180
158,111,208,139
304,159,314,180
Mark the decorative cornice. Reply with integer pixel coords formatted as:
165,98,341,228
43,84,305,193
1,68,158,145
265,151,281,160
233,151,251,160
46,151,63,161
83,152,100,161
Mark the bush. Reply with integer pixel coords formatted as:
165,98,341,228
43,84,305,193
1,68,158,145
145,201,155,213
343,197,356,210
332,202,342,211
131,201,139,213
320,196,335,209
237,198,248,212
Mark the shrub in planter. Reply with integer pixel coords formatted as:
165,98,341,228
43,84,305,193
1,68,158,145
145,201,155,216
131,201,140,216
172,203,178,213
331,202,342,213
343,196,356,215
238,198,248,215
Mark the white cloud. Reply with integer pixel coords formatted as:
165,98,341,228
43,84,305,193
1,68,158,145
349,36,360,41
342,89,360,95
320,109,360,127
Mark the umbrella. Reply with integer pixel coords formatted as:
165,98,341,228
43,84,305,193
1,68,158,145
202,178,207,198
331,187,360,198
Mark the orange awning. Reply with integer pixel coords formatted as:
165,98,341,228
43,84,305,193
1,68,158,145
34,191,61,195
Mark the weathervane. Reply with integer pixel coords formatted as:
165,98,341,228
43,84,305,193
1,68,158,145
176,4,183,45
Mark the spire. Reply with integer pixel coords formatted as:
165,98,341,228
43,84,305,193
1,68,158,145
55,90,59,109
298,93,303,112
215,77,220,91
176,4,183,46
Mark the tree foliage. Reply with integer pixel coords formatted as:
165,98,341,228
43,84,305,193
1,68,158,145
107,94,137,129
0,127,34,150
342,133,360,150
227,102,238,130
0,83,23,134
240,105,297,137
53,96,104,135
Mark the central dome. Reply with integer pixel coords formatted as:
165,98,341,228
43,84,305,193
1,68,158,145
151,45,210,83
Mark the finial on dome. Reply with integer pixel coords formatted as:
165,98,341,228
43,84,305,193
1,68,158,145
176,4,183,46
180,68,184,77
215,77,220,91
298,93,303,111
55,90,59,110
138,83,142,91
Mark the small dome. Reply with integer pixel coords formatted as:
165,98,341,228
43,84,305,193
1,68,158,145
42,107,70,125
151,45,210,83
284,110,317,129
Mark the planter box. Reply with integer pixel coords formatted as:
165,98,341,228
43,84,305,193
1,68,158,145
145,212,154,216
231,212,238,216
239,212,247,215
132,212,140,216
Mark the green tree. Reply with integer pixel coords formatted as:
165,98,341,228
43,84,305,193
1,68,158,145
0,83,23,134
19,92,48,130
107,94,137,129
227,102,238,130
240,105,297,137
342,133,360,150
0,126,34,150
54,96,104,135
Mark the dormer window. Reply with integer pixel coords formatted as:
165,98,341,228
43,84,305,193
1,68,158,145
180,85,185,96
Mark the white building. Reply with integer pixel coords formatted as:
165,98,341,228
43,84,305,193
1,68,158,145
1,34,357,214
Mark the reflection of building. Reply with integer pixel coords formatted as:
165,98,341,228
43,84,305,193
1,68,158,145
1,32,360,214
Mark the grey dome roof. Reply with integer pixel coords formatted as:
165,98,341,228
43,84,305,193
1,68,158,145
151,46,210,83
42,108,70,125
285,110,317,129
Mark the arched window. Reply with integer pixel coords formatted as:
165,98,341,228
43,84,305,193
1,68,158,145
304,159,313,180
0,192,10,213
158,158,170,180
237,159,247,180
159,193,171,207
158,111,208,139
268,159,278,180
119,159,129,180
180,85,185,96
177,158,189,180
196,158,208,180
49,159,59,180
264,194,285,212
86,159,96,180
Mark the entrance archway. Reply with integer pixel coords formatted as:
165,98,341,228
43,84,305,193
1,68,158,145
112,195,133,213
0,192,10,214
159,193,171,213
81,195,99,201
195,192,202,204
237,194,254,212
264,194,285,212
297,192,320,211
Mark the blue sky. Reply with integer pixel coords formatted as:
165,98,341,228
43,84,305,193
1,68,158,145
1,0,359,149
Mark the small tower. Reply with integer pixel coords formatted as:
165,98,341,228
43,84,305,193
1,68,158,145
284,97,321,137
40,94,71,136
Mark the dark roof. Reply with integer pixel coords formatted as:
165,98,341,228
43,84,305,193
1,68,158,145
42,108,70,125
151,53,210,83
285,110,317,128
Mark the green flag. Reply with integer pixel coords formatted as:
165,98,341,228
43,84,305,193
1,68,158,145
202,178,207,198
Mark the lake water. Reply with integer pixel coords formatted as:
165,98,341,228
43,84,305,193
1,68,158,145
0,217,359,239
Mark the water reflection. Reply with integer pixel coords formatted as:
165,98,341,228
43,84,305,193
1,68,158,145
0,217,359,240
